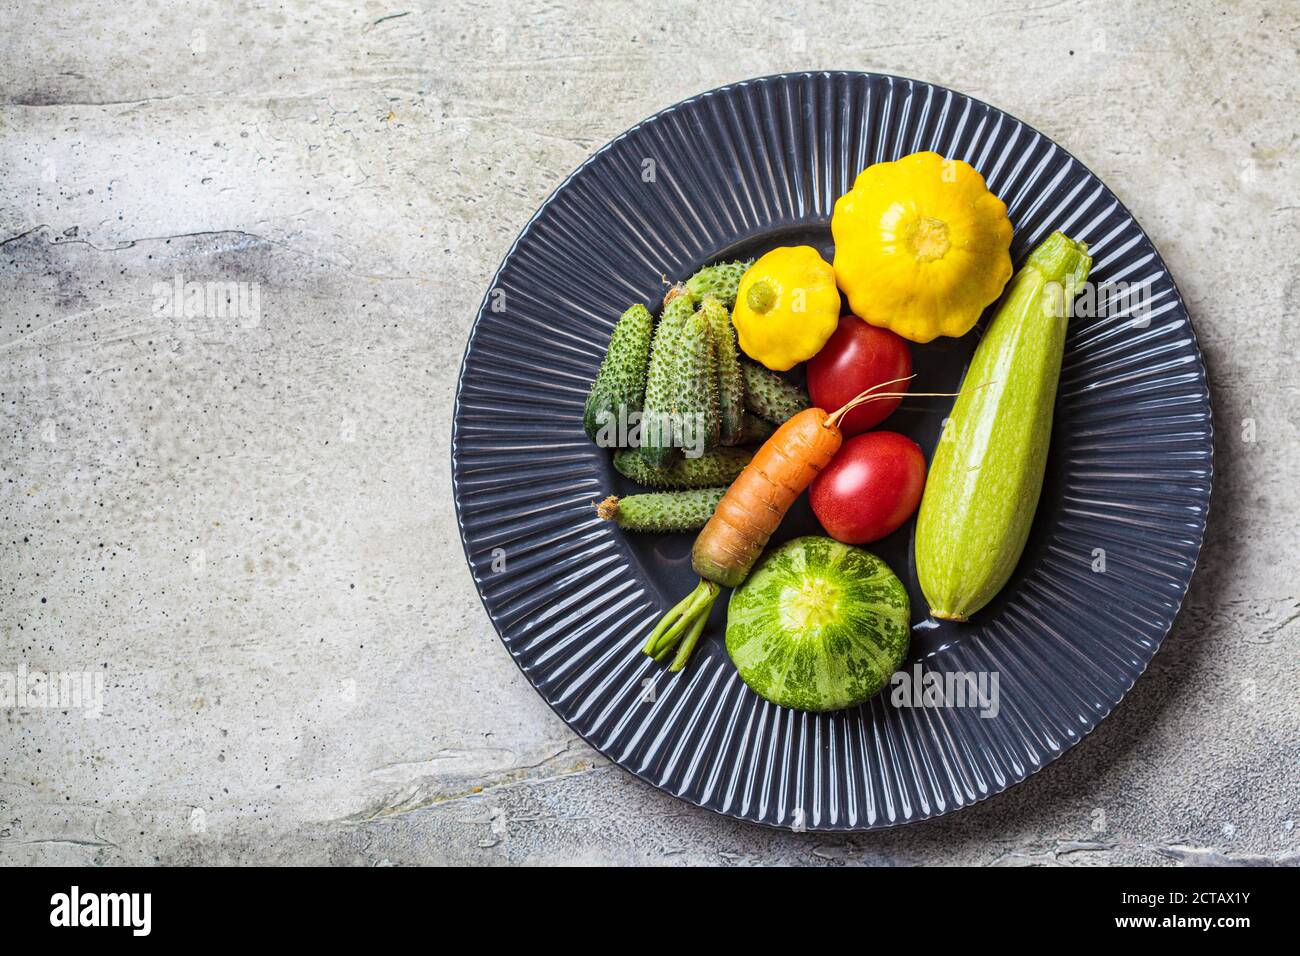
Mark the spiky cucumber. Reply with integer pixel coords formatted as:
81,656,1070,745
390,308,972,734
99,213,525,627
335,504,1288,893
673,307,721,454
583,304,653,443
741,362,809,425
639,288,697,466
596,488,725,533
736,412,775,446
697,296,745,445
683,259,753,309
614,446,751,489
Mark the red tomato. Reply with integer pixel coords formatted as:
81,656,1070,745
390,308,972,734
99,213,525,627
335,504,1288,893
806,316,912,435
809,431,926,544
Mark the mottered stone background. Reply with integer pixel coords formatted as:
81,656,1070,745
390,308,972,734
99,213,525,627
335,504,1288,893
0,0,1295,865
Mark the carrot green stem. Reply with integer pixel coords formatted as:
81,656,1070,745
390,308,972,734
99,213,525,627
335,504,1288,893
651,607,698,656
650,581,712,655
644,579,719,668
652,641,678,664
642,586,701,654
669,603,713,672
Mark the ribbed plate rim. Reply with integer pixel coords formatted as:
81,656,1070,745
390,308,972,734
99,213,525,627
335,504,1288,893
450,70,1214,831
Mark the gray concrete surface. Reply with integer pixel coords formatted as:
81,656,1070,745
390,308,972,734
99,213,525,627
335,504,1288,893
0,0,1296,866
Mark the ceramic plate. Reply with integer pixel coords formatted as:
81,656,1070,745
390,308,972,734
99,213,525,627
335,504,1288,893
451,72,1212,829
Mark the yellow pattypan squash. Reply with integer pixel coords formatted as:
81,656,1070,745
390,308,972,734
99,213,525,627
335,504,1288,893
732,246,840,371
832,151,1013,343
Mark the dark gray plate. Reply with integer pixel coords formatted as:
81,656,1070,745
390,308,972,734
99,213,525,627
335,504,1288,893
451,72,1212,829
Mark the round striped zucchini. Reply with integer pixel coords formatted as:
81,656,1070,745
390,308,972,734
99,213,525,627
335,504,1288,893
726,536,910,712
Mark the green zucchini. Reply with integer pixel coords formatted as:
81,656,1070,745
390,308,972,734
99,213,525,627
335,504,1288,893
596,488,725,533
613,446,751,489
582,304,653,443
684,259,752,308
726,536,910,712
698,296,745,445
741,361,809,425
639,289,696,466
915,231,1092,621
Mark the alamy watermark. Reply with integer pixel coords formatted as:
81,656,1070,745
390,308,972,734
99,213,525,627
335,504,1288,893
1046,278,1156,327
50,886,150,936
1,665,104,719
592,408,707,459
151,272,261,327
890,663,999,719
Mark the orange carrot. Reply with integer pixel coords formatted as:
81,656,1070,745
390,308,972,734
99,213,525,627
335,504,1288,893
644,376,937,671
692,407,841,588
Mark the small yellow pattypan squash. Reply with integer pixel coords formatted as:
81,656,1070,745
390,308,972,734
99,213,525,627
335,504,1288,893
732,246,840,371
832,151,1013,343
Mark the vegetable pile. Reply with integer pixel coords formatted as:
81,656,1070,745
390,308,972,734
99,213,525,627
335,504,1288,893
583,149,1090,712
